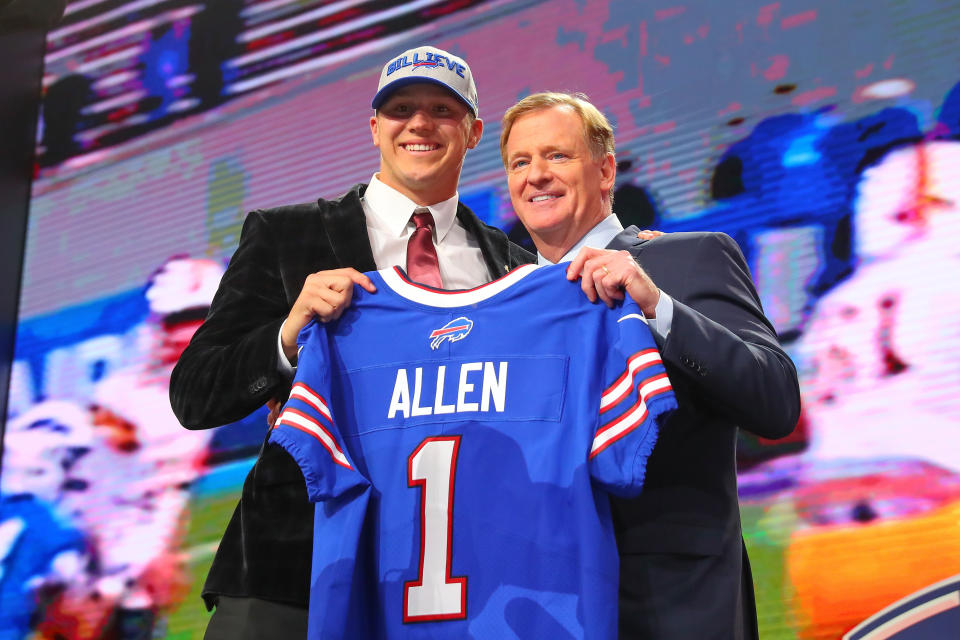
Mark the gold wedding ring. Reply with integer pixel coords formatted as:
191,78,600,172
601,265,610,275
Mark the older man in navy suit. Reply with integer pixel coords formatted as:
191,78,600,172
500,92,801,640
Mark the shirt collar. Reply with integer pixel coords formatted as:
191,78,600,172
364,174,460,241
537,214,625,265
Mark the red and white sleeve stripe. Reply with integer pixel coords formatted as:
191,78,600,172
598,349,662,414
591,372,672,459
275,399,352,470
289,382,334,423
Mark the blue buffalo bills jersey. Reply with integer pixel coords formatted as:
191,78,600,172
268,263,677,639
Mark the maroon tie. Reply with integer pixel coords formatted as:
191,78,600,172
406,208,443,288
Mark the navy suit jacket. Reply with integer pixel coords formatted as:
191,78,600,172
170,184,534,609
605,228,801,640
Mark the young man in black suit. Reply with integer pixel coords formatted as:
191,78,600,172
500,92,801,639
170,46,533,639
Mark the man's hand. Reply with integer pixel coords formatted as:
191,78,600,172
566,247,660,317
266,397,282,428
281,268,376,363
637,229,665,240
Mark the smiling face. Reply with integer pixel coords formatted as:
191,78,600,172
504,106,615,262
370,83,483,206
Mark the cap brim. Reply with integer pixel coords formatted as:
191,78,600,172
371,77,477,116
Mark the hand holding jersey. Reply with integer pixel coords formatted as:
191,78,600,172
281,268,377,363
566,246,660,316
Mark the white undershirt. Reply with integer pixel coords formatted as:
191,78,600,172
278,175,491,372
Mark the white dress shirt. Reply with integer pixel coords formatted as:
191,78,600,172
362,174,489,289
278,175,491,372
536,214,674,340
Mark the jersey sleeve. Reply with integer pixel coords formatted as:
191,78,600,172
589,297,677,497
268,320,369,502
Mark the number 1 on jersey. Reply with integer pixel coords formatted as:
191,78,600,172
403,435,467,623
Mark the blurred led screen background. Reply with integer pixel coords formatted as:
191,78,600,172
3,0,960,638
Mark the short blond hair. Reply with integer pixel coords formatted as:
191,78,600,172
500,92,615,166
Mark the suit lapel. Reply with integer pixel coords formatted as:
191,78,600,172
320,184,377,272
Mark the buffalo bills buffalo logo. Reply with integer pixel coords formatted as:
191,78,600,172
429,317,473,350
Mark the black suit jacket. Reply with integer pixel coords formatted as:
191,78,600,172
170,184,534,608
605,229,801,640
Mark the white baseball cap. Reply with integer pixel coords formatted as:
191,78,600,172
372,45,478,117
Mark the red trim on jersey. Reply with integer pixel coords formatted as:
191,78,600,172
290,382,334,423
590,406,650,459
429,324,471,338
599,349,662,414
590,373,673,459
275,407,352,470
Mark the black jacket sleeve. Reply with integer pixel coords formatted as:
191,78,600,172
170,210,292,429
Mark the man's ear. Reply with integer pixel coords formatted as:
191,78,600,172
370,114,380,148
600,152,616,192
467,118,484,149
